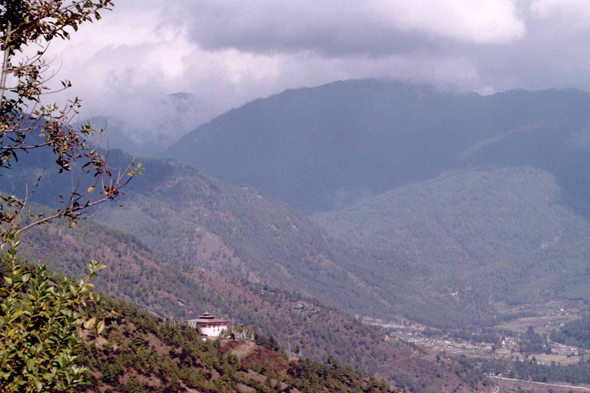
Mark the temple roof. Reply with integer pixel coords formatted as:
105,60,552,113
186,312,229,325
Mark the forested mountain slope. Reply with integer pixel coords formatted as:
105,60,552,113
166,80,590,216
77,297,399,393
93,153,405,316
312,167,590,305
95,153,484,325
22,208,379,366
0,138,477,325
18,212,482,391
166,80,479,214
162,79,590,323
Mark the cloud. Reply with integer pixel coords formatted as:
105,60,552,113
371,0,525,44
531,0,590,23
176,0,525,57
30,0,590,146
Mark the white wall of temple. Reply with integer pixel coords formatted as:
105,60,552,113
200,325,227,337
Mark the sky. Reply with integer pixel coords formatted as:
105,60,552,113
41,0,590,145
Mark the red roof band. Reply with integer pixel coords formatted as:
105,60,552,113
185,312,229,326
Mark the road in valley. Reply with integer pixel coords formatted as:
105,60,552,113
490,375,590,392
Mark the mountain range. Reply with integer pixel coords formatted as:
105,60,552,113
161,79,590,320
166,80,590,217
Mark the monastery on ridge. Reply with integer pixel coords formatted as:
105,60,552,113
185,312,229,340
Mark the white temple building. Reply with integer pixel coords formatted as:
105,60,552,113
185,312,229,339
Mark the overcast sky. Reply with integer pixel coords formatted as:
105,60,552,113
43,0,590,144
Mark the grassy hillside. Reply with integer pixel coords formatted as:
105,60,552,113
312,167,590,306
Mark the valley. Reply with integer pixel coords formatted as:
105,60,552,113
8,80,590,330
374,300,582,363
367,300,590,392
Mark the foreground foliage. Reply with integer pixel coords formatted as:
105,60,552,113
0,1,141,390
0,232,103,391
0,0,141,235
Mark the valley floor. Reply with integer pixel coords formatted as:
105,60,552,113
368,300,590,392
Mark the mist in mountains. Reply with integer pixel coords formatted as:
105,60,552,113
85,92,203,157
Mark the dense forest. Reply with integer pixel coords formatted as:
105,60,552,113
551,316,590,349
313,167,590,307
481,357,590,386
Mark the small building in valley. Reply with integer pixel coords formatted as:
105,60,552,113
185,312,229,339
